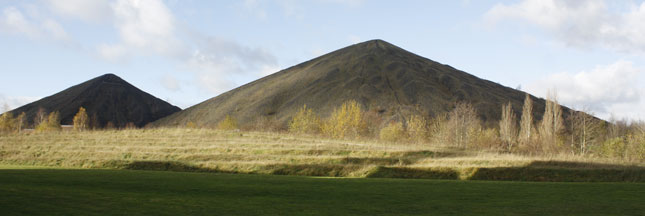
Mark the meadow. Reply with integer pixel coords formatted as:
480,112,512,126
1,128,643,182
1,166,644,215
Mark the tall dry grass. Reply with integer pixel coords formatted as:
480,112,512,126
1,128,642,180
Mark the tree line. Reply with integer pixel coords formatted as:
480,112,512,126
281,95,644,161
0,106,128,132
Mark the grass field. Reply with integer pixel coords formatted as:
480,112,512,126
1,128,644,182
1,167,644,215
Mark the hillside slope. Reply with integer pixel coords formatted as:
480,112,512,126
153,39,553,128
9,74,180,128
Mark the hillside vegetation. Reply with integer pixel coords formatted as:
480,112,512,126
1,128,643,182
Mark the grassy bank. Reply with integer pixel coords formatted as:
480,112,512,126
1,168,644,215
1,128,644,181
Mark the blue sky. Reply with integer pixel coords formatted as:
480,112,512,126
1,0,644,121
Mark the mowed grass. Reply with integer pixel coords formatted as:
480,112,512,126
1,167,644,216
1,128,644,181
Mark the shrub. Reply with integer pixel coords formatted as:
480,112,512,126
217,115,238,130
0,112,16,132
625,127,645,161
476,128,502,150
105,121,115,130
186,121,197,129
249,116,284,132
379,121,405,142
125,122,137,129
288,104,320,134
36,111,61,132
363,109,385,137
321,100,366,139
406,114,429,143
429,114,448,145
599,137,625,158
73,107,89,131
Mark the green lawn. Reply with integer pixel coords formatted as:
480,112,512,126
0,168,643,216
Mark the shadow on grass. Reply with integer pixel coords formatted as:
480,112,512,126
115,159,645,182
468,161,645,182
123,161,231,173
265,164,364,177
340,150,460,165
365,166,459,180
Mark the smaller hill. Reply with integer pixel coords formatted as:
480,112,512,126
8,74,180,128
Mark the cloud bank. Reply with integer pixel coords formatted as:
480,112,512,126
485,0,645,53
1,0,281,95
527,60,644,120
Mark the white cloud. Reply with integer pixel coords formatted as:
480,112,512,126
0,94,40,112
186,36,279,93
484,0,645,53
42,19,71,41
45,0,112,23
1,7,42,38
2,1,279,96
0,6,72,43
108,0,183,57
527,60,644,120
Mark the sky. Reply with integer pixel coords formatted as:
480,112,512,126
0,0,644,121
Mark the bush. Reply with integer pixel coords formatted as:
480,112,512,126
406,114,428,143
379,122,405,142
185,121,197,129
321,100,366,139
363,109,385,137
36,111,61,132
288,104,320,134
599,137,625,158
475,128,502,150
125,122,137,129
0,112,16,132
217,115,238,130
626,131,645,161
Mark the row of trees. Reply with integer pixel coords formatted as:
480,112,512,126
0,107,91,133
283,97,644,160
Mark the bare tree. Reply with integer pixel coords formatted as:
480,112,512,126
445,102,481,147
568,108,604,155
539,91,564,153
15,112,25,132
499,102,518,152
34,107,47,128
519,94,534,148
